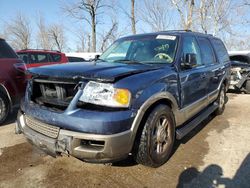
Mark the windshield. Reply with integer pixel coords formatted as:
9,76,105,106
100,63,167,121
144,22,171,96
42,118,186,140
100,35,178,64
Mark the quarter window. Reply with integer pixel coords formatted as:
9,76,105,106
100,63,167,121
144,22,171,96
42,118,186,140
211,39,229,64
50,54,62,62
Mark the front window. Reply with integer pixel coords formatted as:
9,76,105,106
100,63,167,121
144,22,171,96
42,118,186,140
100,35,178,64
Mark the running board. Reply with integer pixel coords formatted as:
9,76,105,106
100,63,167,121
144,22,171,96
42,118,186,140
176,104,218,140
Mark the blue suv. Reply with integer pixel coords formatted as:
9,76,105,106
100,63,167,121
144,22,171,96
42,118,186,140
16,30,230,167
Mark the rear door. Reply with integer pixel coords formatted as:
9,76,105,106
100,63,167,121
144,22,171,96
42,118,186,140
210,38,230,102
197,37,220,102
179,36,209,118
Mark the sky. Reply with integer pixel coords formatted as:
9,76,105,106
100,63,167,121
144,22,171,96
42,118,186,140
0,0,133,51
0,0,250,51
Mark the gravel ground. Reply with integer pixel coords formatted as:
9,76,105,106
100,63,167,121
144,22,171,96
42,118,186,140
0,93,249,188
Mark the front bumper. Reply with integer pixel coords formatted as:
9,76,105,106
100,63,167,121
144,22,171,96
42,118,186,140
16,113,134,162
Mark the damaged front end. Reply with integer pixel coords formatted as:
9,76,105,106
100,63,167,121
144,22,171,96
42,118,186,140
16,73,137,162
230,62,250,93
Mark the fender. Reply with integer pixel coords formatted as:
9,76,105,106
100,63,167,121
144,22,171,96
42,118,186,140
130,91,179,141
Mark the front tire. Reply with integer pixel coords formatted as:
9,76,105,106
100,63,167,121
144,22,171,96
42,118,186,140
134,105,175,167
0,92,10,125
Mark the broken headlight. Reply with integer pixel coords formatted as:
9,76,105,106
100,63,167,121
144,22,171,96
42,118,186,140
79,81,131,108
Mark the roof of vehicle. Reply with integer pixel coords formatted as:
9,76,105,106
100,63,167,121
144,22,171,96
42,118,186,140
120,30,218,40
16,49,63,54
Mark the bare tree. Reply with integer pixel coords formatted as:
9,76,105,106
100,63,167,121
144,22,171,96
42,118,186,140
36,15,53,49
140,0,172,31
6,14,32,49
119,0,137,34
63,0,110,52
131,0,136,34
100,21,118,52
48,24,67,51
75,29,87,52
171,0,195,30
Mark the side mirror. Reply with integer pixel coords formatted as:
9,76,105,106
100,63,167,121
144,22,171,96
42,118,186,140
94,54,100,60
182,53,197,69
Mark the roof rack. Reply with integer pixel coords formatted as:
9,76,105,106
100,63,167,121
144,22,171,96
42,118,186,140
160,30,192,32
19,49,61,53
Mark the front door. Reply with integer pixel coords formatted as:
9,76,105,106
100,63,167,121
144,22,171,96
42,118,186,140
178,36,209,118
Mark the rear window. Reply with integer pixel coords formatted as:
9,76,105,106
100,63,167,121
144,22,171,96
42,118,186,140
50,54,62,62
0,40,18,59
211,38,229,64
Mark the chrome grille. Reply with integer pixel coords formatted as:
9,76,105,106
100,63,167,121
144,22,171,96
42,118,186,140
25,116,60,138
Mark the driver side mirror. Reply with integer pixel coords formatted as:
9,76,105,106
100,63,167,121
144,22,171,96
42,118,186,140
182,53,197,69
94,54,100,60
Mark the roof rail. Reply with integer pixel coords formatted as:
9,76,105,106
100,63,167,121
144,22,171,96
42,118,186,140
160,30,192,32
19,49,61,53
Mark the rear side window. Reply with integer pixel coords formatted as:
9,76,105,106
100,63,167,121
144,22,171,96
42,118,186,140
67,56,85,62
0,40,18,58
50,54,62,62
18,53,29,64
197,37,216,65
211,39,229,64
30,53,49,64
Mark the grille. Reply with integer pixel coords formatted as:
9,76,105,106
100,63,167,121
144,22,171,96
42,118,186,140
25,116,60,138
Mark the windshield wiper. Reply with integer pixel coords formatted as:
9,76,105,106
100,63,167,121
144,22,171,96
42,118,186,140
113,59,146,65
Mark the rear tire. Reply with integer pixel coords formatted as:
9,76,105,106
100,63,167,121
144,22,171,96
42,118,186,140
0,92,10,125
214,84,226,115
134,105,175,167
245,81,250,94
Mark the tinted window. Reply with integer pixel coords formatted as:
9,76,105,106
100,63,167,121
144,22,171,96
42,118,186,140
211,39,229,64
100,35,178,64
30,53,49,64
0,40,18,58
197,37,216,65
182,36,202,66
18,53,29,64
50,54,62,62
67,56,85,62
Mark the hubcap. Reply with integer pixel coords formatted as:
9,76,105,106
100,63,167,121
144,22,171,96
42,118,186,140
153,116,170,155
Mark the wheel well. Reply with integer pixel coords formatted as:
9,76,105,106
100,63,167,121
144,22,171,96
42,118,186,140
132,98,173,153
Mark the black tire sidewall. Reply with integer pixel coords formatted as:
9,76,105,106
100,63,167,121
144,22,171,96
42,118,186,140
136,105,175,167
0,92,10,124
215,85,226,115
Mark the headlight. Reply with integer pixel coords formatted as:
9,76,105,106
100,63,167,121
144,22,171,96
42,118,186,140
79,81,131,108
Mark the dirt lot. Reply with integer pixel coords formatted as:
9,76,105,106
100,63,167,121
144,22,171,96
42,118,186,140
0,93,249,188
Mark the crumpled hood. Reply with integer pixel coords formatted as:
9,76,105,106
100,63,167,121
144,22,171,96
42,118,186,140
27,61,162,82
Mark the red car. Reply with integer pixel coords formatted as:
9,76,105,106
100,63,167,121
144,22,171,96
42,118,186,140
0,38,27,124
16,49,68,68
